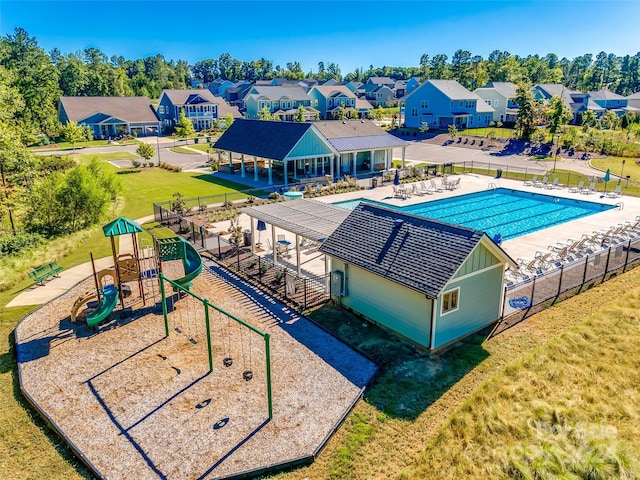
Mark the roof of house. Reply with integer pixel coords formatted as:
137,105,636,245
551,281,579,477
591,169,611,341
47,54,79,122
627,91,640,100
368,76,396,85
311,85,356,98
245,85,310,101
477,81,518,99
161,89,218,105
216,102,243,118
428,79,480,100
319,203,510,299
312,119,408,151
588,89,627,101
213,119,315,160
355,98,374,110
59,96,159,123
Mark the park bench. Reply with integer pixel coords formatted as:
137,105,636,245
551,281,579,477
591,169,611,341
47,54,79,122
28,261,64,285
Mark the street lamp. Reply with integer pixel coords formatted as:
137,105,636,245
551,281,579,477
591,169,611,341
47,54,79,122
552,130,561,173
621,159,626,181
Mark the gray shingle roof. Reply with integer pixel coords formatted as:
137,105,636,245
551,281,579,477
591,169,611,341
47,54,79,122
328,135,408,151
588,89,626,101
161,89,218,105
312,119,408,151
428,79,479,100
479,82,517,99
319,203,488,299
213,119,314,160
59,96,159,123
246,85,311,101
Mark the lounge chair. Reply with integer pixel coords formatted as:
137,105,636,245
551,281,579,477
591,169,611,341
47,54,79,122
411,184,423,196
419,181,433,195
579,182,596,194
568,181,584,193
545,178,563,189
430,179,443,192
523,175,538,187
533,176,549,188
392,185,403,198
605,185,622,198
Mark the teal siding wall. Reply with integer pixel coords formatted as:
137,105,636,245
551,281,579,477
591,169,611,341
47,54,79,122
434,263,504,348
333,260,432,348
453,243,500,279
288,130,334,158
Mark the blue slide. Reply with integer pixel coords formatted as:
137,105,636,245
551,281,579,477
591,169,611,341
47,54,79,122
86,284,119,328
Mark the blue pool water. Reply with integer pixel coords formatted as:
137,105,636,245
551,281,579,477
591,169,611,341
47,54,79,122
333,188,615,240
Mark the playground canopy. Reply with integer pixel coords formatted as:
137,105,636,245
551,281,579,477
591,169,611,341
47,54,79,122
102,217,143,237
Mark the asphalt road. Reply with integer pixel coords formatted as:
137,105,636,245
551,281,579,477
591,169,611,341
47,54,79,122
34,136,603,177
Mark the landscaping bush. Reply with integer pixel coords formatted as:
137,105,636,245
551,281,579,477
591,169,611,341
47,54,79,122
0,232,44,255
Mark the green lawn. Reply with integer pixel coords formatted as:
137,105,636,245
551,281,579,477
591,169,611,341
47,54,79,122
70,151,139,163
462,127,515,138
30,139,139,151
169,146,207,155
591,156,639,183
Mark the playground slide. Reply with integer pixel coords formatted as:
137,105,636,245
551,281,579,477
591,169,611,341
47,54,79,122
70,291,99,323
86,285,119,328
173,238,203,290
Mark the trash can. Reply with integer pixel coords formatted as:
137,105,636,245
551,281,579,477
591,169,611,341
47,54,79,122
243,229,252,247
371,177,378,188
496,168,503,179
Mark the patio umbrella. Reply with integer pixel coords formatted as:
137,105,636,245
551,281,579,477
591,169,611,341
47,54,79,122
256,220,266,244
603,168,610,192
393,169,400,186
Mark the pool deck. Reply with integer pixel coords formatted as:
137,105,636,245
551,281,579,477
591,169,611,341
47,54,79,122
231,173,640,276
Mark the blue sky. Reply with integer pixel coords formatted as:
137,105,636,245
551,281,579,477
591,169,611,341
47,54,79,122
1,0,639,74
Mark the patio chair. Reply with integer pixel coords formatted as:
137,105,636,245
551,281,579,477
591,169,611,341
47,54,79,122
579,182,596,194
265,238,272,252
276,242,291,258
523,175,538,187
411,184,423,196
568,180,584,193
545,178,562,189
419,181,433,195
533,176,549,188
605,184,622,198
430,179,443,192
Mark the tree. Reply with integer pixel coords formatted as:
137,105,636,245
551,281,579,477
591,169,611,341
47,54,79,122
599,109,619,130
373,105,384,121
295,104,306,122
581,109,596,132
419,122,430,134
60,121,85,151
222,113,234,130
337,103,348,121
546,95,572,137
448,124,458,139
136,143,155,165
258,106,274,121
175,110,196,138
515,84,538,140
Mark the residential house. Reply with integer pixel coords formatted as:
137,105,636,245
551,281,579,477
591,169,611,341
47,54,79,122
362,85,397,108
58,96,160,139
343,80,363,93
403,79,494,129
157,89,240,132
205,78,235,97
308,85,366,119
474,81,519,123
627,91,640,110
224,81,253,109
366,76,396,88
243,85,318,121
533,84,602,123
393,78,420,99
588,89,629,116
319,203,516,351
213,119,407,185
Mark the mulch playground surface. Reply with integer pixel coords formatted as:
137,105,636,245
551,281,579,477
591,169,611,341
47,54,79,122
16,259,377,479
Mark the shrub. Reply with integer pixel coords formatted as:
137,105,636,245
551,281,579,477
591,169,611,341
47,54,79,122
131,159,141,168
147,161,154,167
0,232,44,255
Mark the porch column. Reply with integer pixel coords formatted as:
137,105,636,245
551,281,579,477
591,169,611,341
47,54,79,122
313,158,318,176
295,233,301,276
253,156,258,182
284,159,289,187
324,254,331,291
250,216,256,253
370,149,375,173
292,159,297,181
330,154,335,181
401,146,406,169
218,151,222,164
321,156,326,175
228,151,232,168
271,224,277,265
241,154,246,178
352,152,357,176
384,149,389,170
268,158,273,185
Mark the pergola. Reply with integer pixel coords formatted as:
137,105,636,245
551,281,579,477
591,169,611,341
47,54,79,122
240,199,350,276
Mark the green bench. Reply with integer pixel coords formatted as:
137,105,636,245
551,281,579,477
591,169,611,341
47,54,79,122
28,261,64,285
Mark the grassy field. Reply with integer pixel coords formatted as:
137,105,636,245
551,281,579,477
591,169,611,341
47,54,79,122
462,127,515,138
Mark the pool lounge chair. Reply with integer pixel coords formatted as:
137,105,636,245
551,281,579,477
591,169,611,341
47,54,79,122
533,176,549,188
411,184,423,196
430,179,443,192
545,178,563,189
568,181,584,193
605,184,622,198
419,181,434,195
579,182,596,194
523,175,538,186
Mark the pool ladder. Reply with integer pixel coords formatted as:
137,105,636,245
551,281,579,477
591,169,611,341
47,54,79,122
487,182,498,190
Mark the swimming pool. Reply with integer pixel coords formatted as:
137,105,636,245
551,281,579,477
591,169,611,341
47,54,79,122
333,188,615,240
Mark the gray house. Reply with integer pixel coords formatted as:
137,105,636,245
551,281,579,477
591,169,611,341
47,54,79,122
320,203,515,351
157,89,240,132
474,82,519,123
58,96,160,139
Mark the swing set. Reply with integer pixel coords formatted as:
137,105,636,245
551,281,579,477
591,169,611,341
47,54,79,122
159,272,273,419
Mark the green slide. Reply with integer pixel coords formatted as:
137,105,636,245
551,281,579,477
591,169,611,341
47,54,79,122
174,238,203,290
86,285,119,328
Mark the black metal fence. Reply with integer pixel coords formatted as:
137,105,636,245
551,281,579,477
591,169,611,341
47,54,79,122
153,203,330,311
496,236,640,335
